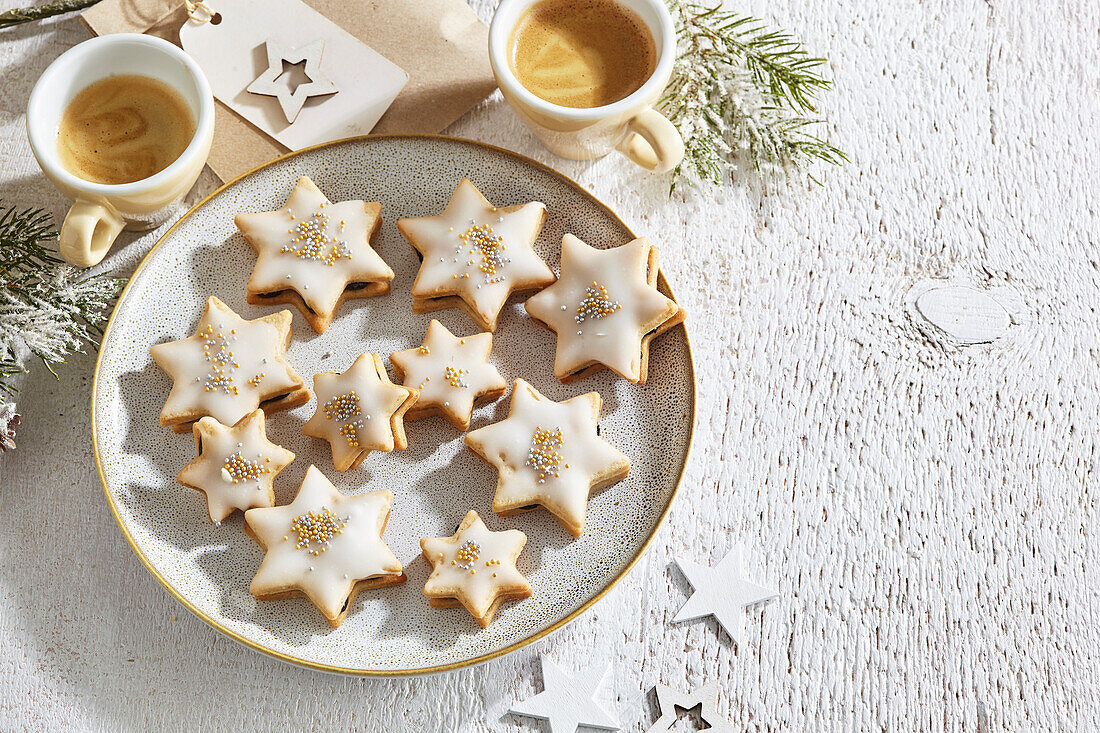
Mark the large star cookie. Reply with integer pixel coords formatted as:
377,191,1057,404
235,176,395,334
420,510,531,627
464,379,630,537
525,234,685,384
244,465,405,628
396,179,556,331
389,319,507,431
177,409,295,524
302,353,418,470
150,296,309,433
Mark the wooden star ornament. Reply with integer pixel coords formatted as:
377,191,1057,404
397,179,556,331
246,39,338,123
465,379,630,537
673,545,778,643
646,683,735,733
303,353,418,470
235,176,394,334
177,409,295,524
389,319,506,431
509,656,620,733
150,296,309,433
525,234,684,384
420,510,531,627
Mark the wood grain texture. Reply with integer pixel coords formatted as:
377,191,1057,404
1,0,1098,730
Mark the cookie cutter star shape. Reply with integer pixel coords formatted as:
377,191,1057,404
244,465,405,628
246,39,338,124
646,683,735,733
509,656,620,733
525,234,684,384
420,510,532,627
464,378,630,537
177,409,295,524
150,296,309,434
397,179,556,332
673,546,778,643
303,352,418,471
389,319,506,431
235,176,395,334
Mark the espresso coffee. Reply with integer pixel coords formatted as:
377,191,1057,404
57,75,194,186
509,0,657,109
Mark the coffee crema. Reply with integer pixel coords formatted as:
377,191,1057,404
57,75,194,186
509,0,657,109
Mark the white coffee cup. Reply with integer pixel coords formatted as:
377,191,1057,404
488,0,684,173
27,34,215,267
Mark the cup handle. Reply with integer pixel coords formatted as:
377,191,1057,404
59,200,125,267
617,107,685,174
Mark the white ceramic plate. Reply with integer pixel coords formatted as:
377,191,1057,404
92,135,695,675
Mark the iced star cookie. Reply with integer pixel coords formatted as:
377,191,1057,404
421,510,531,627
525,234,685,384
177,409,295,524
244,465,405,627
465,378,630,537
302,353,418,471
396,179,556,331
389,319,507,431
235,176,395,334
150,296,309,433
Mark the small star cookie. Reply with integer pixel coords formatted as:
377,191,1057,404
244,465,405,628
235,176,395,334
303,353,418,470
464,379,630,537
397,179,556,331
177,409,295,524
150,296,309,433
421,510,531,627
389,319,507,431
525,234,685,384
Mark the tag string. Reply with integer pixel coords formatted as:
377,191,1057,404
184,0,216,23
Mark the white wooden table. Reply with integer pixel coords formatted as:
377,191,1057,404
2,1,1097,729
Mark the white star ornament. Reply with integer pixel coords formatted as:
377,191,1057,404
509,655,620,733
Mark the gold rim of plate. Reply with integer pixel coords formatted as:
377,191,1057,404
90,133,697,676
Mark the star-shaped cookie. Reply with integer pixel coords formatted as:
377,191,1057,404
464,379,630,537
235,176,395,334
389,319,507,431
177,409,295,524
303,353,418,470
396,179,556,331
150,296,309,433
420,510,531,627
525,234,685,384
244,465,405,627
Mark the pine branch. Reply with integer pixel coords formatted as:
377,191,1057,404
0,204,123,397
0,0,98,30
660,0,847,190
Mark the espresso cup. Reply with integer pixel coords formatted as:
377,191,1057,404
27,34,214,267
489,0,684,173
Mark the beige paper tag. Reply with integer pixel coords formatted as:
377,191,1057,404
179,0,408,151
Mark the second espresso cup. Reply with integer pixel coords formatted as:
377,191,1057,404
489,0,684,173
27,34,214,267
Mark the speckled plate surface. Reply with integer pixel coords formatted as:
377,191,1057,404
91,135,694,675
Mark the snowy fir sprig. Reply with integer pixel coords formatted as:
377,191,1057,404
0,204,122,400
660,1,846,190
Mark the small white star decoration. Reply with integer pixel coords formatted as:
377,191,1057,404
673,545,778,643
509,656,619,733
645,683,735,733
247,39,338,123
